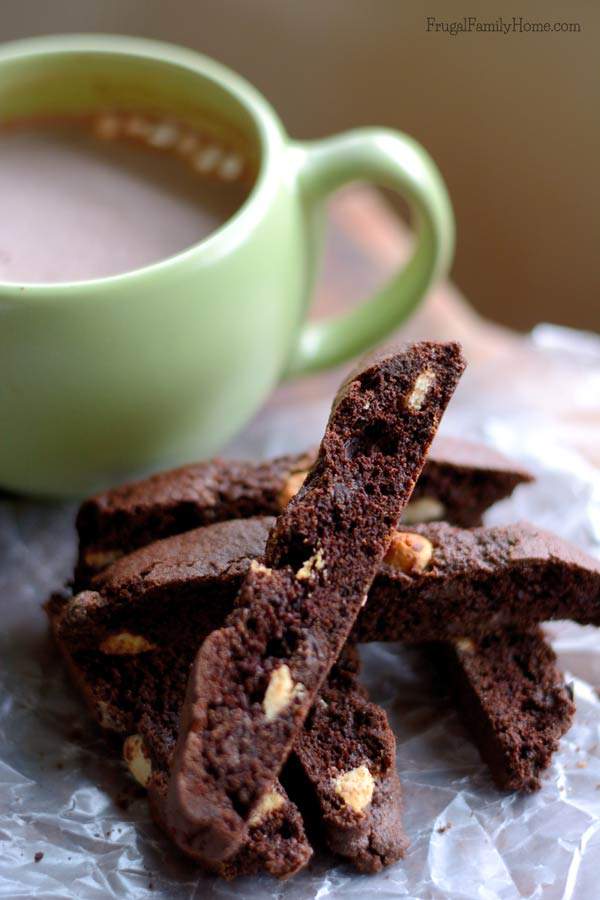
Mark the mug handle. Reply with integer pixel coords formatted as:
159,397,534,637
285,128,454,377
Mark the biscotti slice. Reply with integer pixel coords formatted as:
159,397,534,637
48,519,272,742
47,521,406,875
428,628,575,791
76,437,529,580
405,435,532,527
151,776,311,880
46,583,312,879
354,521,600,643
55,516,600,671
75,452,313,581
166,341,465,864
286,648,408,873
47,597,403,876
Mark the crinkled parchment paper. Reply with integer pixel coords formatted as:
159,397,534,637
1,324,600,899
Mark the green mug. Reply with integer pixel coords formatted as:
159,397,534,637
0,34,454,497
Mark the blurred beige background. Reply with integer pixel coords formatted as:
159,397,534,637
2,0,598,332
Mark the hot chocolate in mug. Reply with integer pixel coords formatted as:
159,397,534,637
0,34,454,496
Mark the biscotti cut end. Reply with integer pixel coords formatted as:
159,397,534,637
429,628,575,792
289,652,408,873
165,342,465,864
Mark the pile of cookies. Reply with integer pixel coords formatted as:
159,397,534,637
46,342,600,879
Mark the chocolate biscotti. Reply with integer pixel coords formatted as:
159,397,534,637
76,436,530,581
54,517,600,673
48,514,409,874
287,648,408,872
427,628,575,791
75,452,314,582
356,521,600,643
405,435,532,527
165,342,465,864
150,776,312,880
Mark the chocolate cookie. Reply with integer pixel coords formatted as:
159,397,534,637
165,342,465,864
287,648,408,872
75,452,313,582
356,521,600,643
55,518,600,670
150,775,311,880
46,519,406,877
76,436,529,581
427,628,575,791
405,435,532,528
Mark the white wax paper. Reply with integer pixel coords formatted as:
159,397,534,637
1,323,600,899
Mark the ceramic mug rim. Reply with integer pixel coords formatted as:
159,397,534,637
0,33,285,299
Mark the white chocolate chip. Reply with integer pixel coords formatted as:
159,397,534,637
99,632,157,655
263,664,306,721
401,497,446,525
455,637,476,653
69,590,100,608
250,559,272,576
334,765,374,813
407,369,436,411
147,121,179,148
296,548,326,581
248,790,285,826
84,548,123,570
192,144,223,173
218,152,244,181
384,531,433,573
277,470,308,510
123,734,152,787
96,700,123,731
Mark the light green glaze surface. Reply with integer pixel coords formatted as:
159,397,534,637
0,35,454,497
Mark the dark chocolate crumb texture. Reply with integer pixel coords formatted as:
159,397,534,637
150,777,311,880
356,520,600,642
75,451,314,582
164,341,465,863
47,571,311,879
76,435,530,581
427,628,575,791
287,647,408,873
46,591,406,874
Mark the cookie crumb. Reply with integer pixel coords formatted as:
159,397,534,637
34,851,44,863
436,822,452,834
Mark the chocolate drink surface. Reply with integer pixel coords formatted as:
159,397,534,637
0,117,251,283
165,341,465,864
